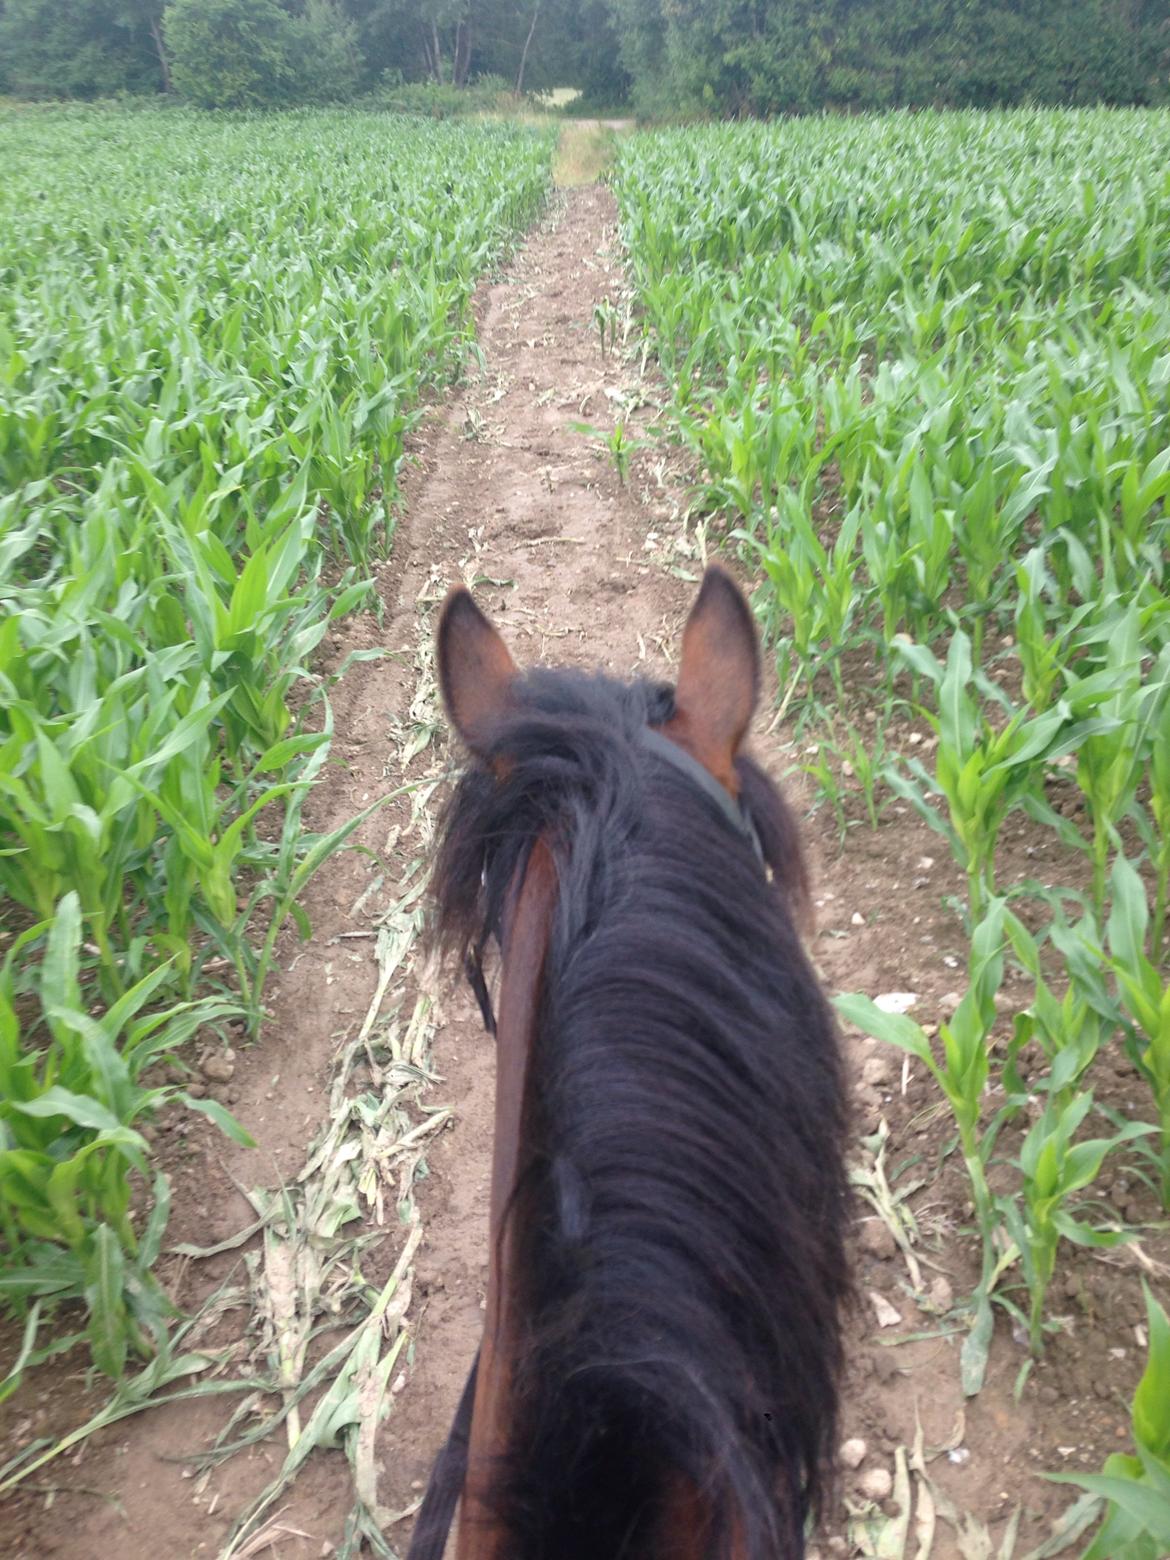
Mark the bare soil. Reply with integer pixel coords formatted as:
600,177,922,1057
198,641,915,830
2,172,1165,1560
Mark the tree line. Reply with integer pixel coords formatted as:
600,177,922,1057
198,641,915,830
0,0,1166,113
0,0,627,108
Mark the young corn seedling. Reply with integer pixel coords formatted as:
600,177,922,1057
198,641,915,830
999,1092,1151,1362
1063,612,1164,916
887,630,1088,925
836,717,891,832
737,489,862,704
0,896,252,1377
1105,854,1170,1208
572,420,649,487
1012,546,1092,713
836,899,1012,1394
1004,909,1115,1111
1134,691,1170,961
799,745,851,845
809,717,894,834
1051,1283,1170,1559
593,298,619,357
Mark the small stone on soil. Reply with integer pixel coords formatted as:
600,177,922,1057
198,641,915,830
861,1055,893,1088
868,1290,902,1328
928,1275,954,1311
858,1466,893,1501
874,991,917,1014
200,1051,235,1083
858,1220,897,1261
839,1437,867,1470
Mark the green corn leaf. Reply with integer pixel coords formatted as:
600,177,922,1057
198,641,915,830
1133,1285,1170,1469
84,1224,129,1380
832,994,932,1066
1049,1472,1170,1546
42,893,82,1016
180,1094,256,1149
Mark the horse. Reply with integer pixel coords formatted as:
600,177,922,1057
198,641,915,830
406,565,849,1560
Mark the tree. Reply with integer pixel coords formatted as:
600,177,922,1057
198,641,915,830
164,0,359,107
0,0,165,97
599,0,1170,115
164,0,297,107
292,0,362,101
515,1,540,93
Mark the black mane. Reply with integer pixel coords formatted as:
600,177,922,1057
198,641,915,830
432,666,849,1560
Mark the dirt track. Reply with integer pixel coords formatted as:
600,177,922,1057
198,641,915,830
4,167,1148,1560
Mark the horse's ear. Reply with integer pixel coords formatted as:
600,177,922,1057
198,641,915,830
673,566,760,783
437,587,518,754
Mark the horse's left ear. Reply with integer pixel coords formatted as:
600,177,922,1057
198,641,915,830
437,587,518,754
673,566,760,784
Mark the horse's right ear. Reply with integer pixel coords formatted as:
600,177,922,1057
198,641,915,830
437,587,518,754
672,565,760,786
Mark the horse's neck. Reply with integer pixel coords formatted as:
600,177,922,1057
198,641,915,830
457,838,556,1560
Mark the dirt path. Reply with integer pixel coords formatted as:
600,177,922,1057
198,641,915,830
5,166,1122,1560
369,182,696,1534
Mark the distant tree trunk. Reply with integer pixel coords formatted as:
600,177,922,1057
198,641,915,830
431,20,445,82
515,1,541,94
149,11,171,91
453,12,473,87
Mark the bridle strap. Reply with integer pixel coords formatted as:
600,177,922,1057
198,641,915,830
462,727,764,1042
639,726,764,864
464,944,496,1037
404,1351,479,1559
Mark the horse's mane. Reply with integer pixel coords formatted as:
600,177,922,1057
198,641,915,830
432,666,849,1560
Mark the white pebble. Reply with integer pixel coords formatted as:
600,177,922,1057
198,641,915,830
928,1276,954,1312
858,1466,893,1501
839,1437,867,1470
861,1056,892,1088
874,991,917,1014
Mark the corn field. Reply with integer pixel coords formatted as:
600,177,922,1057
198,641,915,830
0,107,552,1384
615,109,1170,1553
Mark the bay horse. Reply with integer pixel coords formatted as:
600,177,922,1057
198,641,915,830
407,566,848,1560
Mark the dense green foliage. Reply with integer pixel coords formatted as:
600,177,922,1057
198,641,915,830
615,108,1170,1415
164,0,359,108
0,0,167,98
3,0,1164,110
0,106,553,1375
611,0,1170,116
0,0,630,107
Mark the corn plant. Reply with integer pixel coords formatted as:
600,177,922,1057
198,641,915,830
0,105,556,1362
0,897,252,1377
735,491,862,701
614,111,1170,689
1105,855,1170,1208
1012,548,1093,714
806,716,893,833
1004,908,1117,1112
836,900,1012,1394
1134,688,1170,961
1062,614,1167,914
593,298,619,356
886,631,1094,923
998,1093,1150,1360
1051,1284,1170,1559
